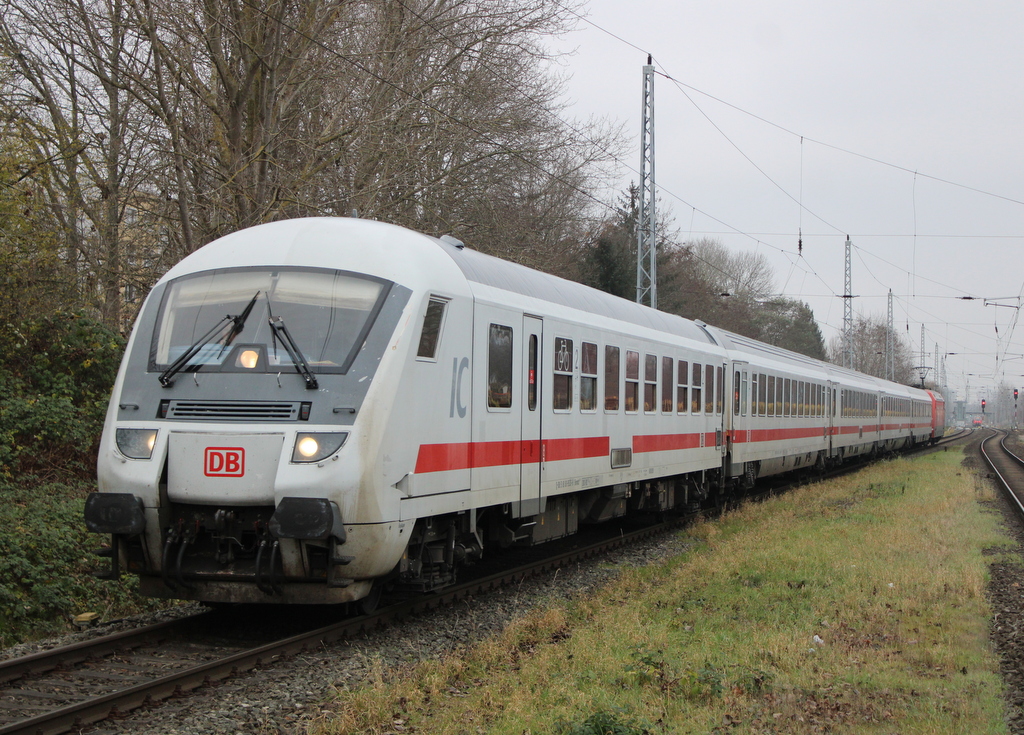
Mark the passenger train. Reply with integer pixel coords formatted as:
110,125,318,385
85,218,946,607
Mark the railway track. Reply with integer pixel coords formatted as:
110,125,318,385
1,431,973,735
980,429,1024,518
0,515,675,735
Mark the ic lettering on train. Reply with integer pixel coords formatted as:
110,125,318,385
204,447,245,477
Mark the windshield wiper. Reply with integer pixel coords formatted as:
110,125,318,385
159,291,260,387
267,314,319,389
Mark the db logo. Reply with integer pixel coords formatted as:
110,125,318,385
204,447,245,477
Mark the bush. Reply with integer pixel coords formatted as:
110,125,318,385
0,478,157,647
0,312,124,480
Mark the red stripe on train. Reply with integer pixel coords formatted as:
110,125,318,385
415,436,609,473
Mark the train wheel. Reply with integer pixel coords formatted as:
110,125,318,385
358,581,383,615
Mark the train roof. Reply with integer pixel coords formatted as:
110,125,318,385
161,217,720,349
435,238,719,347
158,218,943,400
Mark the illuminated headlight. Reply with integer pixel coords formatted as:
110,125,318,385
291,432,348,463
115,428,158,459
237,349,260,369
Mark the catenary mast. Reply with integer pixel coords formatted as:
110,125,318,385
637,56,657,309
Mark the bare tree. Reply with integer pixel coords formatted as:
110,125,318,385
0,0,158,327
1,0,624,325
827,315,915,384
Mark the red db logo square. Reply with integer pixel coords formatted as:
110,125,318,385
204,447,245,477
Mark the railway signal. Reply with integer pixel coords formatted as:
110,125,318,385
981,398,986,413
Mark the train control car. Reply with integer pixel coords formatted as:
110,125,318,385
85,217,945,607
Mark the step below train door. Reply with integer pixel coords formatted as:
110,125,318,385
520,316,543,516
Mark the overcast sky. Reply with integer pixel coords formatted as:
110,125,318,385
553,0,1024,405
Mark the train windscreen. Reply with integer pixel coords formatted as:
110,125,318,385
149,267,390,375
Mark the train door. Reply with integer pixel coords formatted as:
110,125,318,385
826,380,836,458
520,316,543,515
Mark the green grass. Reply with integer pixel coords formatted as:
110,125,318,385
312,448,1012,734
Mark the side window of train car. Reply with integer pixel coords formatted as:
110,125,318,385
644,355,657,412
783,378,791,417
767,375,776,417
553,337,573,411
580,342,597,412
662,357,674,413
688,362,704,413
677,360,689,413
416,297,448,360
705,364,715,414
487,324,513,409
625,351,640,412
605,346,620,411
716,366,724,414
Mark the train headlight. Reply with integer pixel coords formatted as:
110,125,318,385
237,349,260,369
115,428,158,459
291,432,348,463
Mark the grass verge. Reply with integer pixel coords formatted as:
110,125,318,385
312,448,1013,734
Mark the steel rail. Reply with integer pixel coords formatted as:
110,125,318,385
0,613,212,686
0,517,671,735
980,429,1024,518
1,430,971,735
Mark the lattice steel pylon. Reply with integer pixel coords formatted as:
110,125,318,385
636,56,657,309
842,236,853,369
886,289,894,381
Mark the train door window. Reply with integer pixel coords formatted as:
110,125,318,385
715,366,724,414
487,324,513,409
677,360,689,413
783,378,791,417
553,337,573,411
758,373,767,416
705,364,715,414
580,342,597,412
740,371,748,416
691,363,703,414
416,297,448,360
528,334,538,411
625,350,639,412
604,346,620,411
662,357,674,413
734,371,741,415
644,354,657,412
767,375,776,417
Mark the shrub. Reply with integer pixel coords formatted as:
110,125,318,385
0,312,124,480
0,478,155,647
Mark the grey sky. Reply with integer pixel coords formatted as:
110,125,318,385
555,0,1024,404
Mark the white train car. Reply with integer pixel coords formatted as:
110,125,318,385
85,218,945,607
